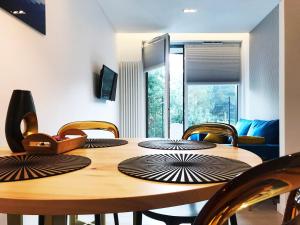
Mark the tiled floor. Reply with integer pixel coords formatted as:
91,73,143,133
13,200,282,225
91,200,283,225
236,200,283,225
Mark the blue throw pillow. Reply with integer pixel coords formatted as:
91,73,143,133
189,133,207,141
247,120,279,144
235,119,252,136
190,134,199,141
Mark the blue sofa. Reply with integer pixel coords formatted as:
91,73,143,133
191,119,280,161
235,119,279,161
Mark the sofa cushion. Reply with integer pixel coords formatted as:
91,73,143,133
235,119,252,136
238,144,279,161
203,133,227,144
247,120,279,144
190,133,207,141
238,136,265,145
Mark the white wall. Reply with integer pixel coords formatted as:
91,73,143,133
116,33,250,118
278,0,300,214
0,0,119,148
248,6,279,120
280,0,300,156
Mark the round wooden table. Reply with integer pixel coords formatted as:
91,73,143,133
0,139,262,224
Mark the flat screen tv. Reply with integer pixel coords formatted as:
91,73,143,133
96,65,118,101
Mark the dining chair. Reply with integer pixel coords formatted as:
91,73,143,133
57,120,119,138
193,152,300,225
135,123,239,225
283,189,300,224
58,120,120,225
182,122,238,146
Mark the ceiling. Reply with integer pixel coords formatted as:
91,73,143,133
97,0,280,33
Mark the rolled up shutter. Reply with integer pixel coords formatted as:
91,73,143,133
185,42,241,83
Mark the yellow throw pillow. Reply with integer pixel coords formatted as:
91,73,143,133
238,136,265,145
203,133,226,144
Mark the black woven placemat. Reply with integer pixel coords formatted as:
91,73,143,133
0,154,91,182
83,138,128,148
118,153,251,184
138,140,216,150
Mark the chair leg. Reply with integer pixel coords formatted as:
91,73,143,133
39,216,45,225
113,213,119,225
95,214,101,225
133,212,142,225
43,216,67,225
39,215,79,225
165,220,181,225
229,214,238,225
68,216,76,225
7,215,23,225
70,215,86,225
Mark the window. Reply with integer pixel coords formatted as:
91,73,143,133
146,43,240,138
185,42,241,127
143,34,170,138
187,84,238,127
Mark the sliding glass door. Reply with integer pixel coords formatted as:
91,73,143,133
146,67,166,137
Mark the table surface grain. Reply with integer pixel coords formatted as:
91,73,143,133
0,139,262,215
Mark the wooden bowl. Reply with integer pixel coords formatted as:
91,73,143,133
22,129,87,155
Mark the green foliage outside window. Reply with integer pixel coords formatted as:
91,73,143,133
147,68,165,137
187,85,238,127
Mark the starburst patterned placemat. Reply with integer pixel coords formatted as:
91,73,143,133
83,139,128,148
0,154,91,182
118,154,251,184
138,140,216,150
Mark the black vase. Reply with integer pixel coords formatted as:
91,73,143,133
5,90,38,152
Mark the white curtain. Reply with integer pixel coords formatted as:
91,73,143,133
119,61,146,138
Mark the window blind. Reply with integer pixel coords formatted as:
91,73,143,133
185,43,241,83
142,34,170,72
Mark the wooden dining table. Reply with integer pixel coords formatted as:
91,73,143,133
0,139,262,225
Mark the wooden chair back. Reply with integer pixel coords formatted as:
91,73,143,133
182,123,238,147
58,121,119,138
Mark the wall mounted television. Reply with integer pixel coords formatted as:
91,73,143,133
96,65,118,101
